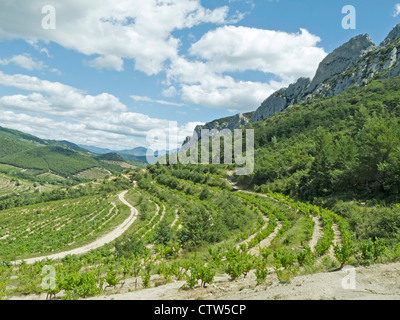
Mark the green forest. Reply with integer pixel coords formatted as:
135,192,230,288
241,76,400,204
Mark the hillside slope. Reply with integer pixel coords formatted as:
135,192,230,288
241,75,400,204
0,146,100,177
0,127,126,179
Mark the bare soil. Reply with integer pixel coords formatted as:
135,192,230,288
86,262,400,300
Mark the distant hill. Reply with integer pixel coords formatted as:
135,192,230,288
49,140,91,154
79,145,149,164
78,145,114,155
118,147,148,157
95,153,125,162
0,126,129,179
0,146,105,178
0,126,91,157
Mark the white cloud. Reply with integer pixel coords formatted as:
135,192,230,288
84,55,124,72
0,53,47,71
0,71,127,118
0,71,199,149
0,0,238,76
0,110,202,150
180,78,283,112
162,86,178,98
39,48,51,58
130,95,185,107
0,1,328,121
164,27,327,112
393,4,400,17
189,26,326,80
49,68,62,75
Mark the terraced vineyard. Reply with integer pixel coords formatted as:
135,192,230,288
0,172,53,197
0,193,130,261
0,167,397,300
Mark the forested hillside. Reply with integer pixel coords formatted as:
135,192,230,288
240,75,400,204
0,127,129,181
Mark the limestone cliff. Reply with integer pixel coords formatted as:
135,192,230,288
183,24,400,147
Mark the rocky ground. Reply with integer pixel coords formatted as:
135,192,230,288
83,262,400,301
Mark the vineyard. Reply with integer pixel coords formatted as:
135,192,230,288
0,171,54,198
0,193,130,261
0,165,398,300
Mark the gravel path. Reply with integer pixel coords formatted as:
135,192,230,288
309,215,324,252
248,222,283,256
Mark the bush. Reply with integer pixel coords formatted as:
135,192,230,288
115,235,146,258
273,248,297,269
334,236,354,269
296,246,315,266
60,272,102,299
184,260,215,289
273,248,298,283
358,237,386,265
254,259,268,286
359,238,375,265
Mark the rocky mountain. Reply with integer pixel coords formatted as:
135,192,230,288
182,112,251,147
183,23,400,146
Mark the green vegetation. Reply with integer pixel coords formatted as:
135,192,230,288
2,76,400,300
245,76,400,204
0,194,129,260
0,164,398,300
0,146,121,178
0,126,137,185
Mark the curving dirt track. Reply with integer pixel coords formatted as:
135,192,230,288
13,190,138,265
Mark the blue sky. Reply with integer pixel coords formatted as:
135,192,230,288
0,0,399,150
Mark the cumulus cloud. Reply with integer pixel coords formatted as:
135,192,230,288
0,1,328,134
164,27,327,111
0,53,47,71
0,71,201,149
189,26,326,80
84,55,124,72
180,78,283,111
0,71,126,118
0,0,237,75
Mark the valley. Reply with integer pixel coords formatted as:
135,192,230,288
1,162,399,300
1,23,400,302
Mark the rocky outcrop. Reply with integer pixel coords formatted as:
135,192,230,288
306,34,376,94
183,113,249,147
183,23,400,146
381,23,400,46
251,77,310,123
250,24,400,123
227,113,249,131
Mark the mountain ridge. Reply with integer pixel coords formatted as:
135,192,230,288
183,23,400,146
0,126,137,179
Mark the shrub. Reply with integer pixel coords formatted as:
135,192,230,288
334,236,354,269
296,246,315,266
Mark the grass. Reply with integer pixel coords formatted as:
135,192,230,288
270,215,310,251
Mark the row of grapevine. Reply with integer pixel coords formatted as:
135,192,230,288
0,195,127,260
